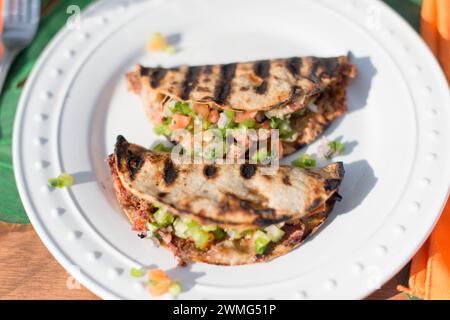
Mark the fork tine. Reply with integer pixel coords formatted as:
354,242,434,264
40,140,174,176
30,0,41,24
17,0,25,22
5,0,40,25
19,0,26,16
4,0,20,24
3,0,9,21
19,0,30,22
12,0,20,20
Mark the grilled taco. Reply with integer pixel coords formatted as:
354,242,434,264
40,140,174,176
126,55,356,157
109,136,344,265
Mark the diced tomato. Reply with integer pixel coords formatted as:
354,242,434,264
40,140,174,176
170,114,191,130
133,218,146,232
259,120,270,129
193,104,210,119
148,269,172,296
208,109,219,123
235,111,257,123
149,279,172,296
149,269,170,281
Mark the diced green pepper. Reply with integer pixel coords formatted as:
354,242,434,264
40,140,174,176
239,118,256,129
291,154,316,168
278,121,294,139
130,267,146,278
327,140,345,158
154,123,172,136
224,110,235,121
242,229,256,238
153,202,163,209
227,121,238,129
278,121,290,133
269,117,282,129
268,117,294,138
202,225,218,232
48,173,74,188
251,148,270,163
185,218,201,230
146,222,160,233
190,228,212,250
212,228,226,241
174,218,216,249
254,230,271,254
154,209,174,226
152,143,173,152
172,101,194,116
169,281,182,296
48,179,59,188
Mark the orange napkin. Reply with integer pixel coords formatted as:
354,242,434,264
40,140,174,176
421,0,450,82
398,0,450,300
399,200,450,299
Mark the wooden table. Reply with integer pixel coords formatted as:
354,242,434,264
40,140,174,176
0,222,409,300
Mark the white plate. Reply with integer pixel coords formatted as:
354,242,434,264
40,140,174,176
13,0,450,299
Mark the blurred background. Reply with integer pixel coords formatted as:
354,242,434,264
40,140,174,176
3,0,448,301
0,0,425,225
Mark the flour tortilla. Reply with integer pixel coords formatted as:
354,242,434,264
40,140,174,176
113,135,344,229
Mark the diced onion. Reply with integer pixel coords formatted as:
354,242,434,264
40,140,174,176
307,102,319,113
217,112,229,128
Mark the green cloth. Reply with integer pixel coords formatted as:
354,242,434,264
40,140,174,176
0,0,422,224
0,0,92,223
384,0,422,31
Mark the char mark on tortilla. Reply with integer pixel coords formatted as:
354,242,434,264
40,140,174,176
213,63,237,105
114,135,144,180
203,165,218,179
252,60,271,78
240,164,257,179
285,57,301,77
147,67,168,89
255,80,268,94
306,57,320,83
163,159,178,185
181,66,202,100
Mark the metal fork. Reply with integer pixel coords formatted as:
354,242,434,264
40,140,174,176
0,0,40,93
